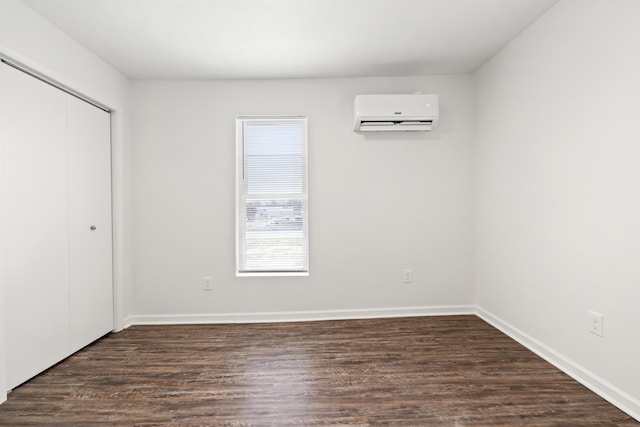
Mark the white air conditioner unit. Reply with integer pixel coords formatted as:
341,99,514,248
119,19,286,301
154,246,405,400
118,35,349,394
353,93,439,132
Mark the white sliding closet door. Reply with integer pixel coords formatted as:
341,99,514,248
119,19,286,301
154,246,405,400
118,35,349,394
67,97,113,353
1,64,71,388
1,62,113,389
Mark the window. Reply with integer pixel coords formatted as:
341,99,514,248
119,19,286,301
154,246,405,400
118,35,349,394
236,117,309,275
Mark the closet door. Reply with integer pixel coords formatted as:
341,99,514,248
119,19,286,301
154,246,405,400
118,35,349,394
67,96,113,353
1,64,71,389
1,62,113,389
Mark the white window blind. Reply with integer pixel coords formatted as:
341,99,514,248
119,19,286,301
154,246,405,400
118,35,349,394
236,117,309,274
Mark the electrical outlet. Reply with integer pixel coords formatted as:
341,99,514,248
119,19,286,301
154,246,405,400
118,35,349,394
203,276,212,291
402,269,413,284
588,310,603,337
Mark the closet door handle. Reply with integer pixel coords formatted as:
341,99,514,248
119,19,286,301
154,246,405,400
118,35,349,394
90,225,97,230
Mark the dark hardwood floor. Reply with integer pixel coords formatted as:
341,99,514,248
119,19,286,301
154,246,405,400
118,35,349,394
0,315,636,426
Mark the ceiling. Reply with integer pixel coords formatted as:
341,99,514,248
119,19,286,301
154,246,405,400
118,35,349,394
22,0,558,80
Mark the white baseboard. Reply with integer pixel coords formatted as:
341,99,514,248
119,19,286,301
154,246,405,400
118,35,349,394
123,304,475,328
476,307,640,423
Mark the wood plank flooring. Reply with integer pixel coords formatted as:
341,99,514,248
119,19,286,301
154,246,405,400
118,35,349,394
0,315,636,426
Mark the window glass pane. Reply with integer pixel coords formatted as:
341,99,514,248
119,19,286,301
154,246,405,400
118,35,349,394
243,198,306,271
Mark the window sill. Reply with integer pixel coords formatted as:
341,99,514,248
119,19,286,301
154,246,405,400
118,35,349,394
236,271,309,278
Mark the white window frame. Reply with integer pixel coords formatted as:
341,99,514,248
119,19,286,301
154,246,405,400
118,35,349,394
235,116,309,277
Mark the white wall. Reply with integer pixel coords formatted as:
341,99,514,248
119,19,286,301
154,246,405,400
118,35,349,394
0,0,133,402
475,0,640,418
130,75,475,322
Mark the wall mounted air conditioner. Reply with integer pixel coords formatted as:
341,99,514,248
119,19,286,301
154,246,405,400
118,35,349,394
353,93,439,132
